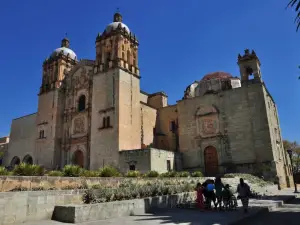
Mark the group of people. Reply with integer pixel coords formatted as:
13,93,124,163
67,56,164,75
195,177,251,213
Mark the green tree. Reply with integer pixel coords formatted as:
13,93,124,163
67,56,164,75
283,139,300,171
287,0,300,31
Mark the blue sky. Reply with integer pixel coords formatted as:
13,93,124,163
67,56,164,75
0,0,299,142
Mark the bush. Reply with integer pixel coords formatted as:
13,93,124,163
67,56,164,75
80,170,100,177
99,166,120,177
62,165,83,177
191,171,203,177
0,166,9,175
177,171,190,177
47,170,63,176
13,163,45,176
145,170,159,177
126,170,140,177
160,171,177,177
83,181,195,204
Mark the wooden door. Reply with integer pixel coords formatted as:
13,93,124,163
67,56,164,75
204,146,219,176
73,150,84,168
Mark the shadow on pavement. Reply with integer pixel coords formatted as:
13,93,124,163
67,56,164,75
241,210,300,225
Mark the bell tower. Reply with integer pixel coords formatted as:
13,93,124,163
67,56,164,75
40,37,77,94
94,12,139,76
90,12,141,170
35,37,77,169
237,49,262,84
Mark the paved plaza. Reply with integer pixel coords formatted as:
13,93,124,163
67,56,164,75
12,188,300,225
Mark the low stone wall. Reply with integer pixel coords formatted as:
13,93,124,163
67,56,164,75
0,189,84,225
52,192,196,223
0,176,274,193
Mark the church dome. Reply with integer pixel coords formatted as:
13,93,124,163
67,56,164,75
105,12,130,34
106,22,130,33
51,47,77,60
201,71,232,81
50,37,77,60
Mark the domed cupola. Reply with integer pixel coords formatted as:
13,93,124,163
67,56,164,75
50,37,77,61
105,12,130,34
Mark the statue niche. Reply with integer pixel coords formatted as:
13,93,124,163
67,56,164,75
195,105,219,138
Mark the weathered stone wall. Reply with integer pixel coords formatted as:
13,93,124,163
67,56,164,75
0,175,275,193
0,189,83,225
156,105,178,150
53,192,195,223
119,149,151,173
175,81,278,176
90,68,119,170
118,69,141,150
150,148,176,173
141,104,156,147
119,148,176,173
4,113,36,167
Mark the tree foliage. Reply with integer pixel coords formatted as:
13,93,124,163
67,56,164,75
283,139,300,171
287,0,300,31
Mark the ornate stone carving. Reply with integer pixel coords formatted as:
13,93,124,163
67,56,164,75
73,117,85,134
195,105,220,138
201,118,218,135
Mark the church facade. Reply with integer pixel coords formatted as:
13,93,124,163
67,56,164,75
3,12,292,186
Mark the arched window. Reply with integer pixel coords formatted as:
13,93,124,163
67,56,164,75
122,52,125,60
39,130,45,139
78,95,86,112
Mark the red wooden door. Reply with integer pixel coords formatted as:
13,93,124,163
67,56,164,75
204,146,219,176
73,150,84,168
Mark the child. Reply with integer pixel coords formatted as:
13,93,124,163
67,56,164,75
222,184,233,210
196,183,204,210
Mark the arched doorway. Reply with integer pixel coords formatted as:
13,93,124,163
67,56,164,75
204,146,219,176
23,154,33,165
11,156,21,167
72,150,84,168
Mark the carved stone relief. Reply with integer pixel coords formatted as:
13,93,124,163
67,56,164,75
73,117,85,134
195,106,219,138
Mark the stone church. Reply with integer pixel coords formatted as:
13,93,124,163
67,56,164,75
3,12,292,186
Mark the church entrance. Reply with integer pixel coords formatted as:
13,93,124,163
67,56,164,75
204,146,219,176
72,150,84,168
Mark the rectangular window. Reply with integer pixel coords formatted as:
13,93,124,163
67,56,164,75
170,120,176,133
167,160,171,171
106,116,110,127
102,117,106,128
129,165,136,171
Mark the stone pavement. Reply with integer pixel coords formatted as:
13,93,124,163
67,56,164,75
12,207,266,225
242,197,300,225
13,188,300,225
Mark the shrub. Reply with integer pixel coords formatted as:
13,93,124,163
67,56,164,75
177,171,190,177
80,170,100,177
99,166,120,177
62,165,82,177
13,163,45,176
191,171,203,177
145,170,159,177
160,171,177,177
126,170,140,177
0,167,9,176
47,170,63,176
